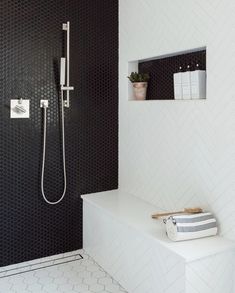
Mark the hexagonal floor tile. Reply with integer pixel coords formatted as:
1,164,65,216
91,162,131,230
0,250,127,293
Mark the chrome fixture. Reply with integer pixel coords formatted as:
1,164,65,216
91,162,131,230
61,21,74,108
14,104,26,114
40,21,74,205
10,98,30,118
40,100,49,108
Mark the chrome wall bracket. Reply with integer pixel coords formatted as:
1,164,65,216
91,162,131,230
62,23,68,31
40,100,49,108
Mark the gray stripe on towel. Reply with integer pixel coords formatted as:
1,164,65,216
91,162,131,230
177,221,217,233
174,214,214,223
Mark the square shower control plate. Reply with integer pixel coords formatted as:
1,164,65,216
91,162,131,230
10,99,30,118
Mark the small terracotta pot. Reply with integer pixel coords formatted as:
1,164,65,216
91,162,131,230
132,82,148,100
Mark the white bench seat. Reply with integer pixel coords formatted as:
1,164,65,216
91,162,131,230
82,190,235,293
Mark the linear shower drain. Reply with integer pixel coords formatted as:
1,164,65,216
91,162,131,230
0,251,83,279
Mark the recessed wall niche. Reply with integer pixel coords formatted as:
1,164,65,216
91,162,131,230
128,48,206,101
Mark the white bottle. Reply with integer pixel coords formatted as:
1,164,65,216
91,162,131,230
181,65,191,100
191,64,206,99
173,66,183,100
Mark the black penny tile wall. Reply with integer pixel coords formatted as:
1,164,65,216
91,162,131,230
0,0,118,266
139,50,206,100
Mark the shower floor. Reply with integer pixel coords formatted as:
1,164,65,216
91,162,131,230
0,250,127,293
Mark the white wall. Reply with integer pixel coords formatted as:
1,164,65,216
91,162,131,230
119,0,235,240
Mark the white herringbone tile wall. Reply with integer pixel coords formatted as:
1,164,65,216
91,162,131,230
119,0,235,240
185,250,235,293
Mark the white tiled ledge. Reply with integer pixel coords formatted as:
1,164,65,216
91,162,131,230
82,190,235,293
82,190,235,263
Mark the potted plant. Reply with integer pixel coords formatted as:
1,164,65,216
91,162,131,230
127,72,150,100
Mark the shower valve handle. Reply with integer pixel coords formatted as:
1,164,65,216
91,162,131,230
14,105,26,113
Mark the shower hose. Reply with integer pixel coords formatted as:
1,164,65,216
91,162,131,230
41,91,67,205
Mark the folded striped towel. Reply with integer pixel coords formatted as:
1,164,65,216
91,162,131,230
164,212,218,242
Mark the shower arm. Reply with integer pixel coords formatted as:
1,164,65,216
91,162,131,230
61,21,74,108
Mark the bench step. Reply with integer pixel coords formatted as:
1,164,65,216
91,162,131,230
82,190,235,293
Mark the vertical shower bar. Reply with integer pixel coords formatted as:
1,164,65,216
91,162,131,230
62,21,74,108
66,21,70,108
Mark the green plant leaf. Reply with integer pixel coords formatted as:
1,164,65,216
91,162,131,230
127,71,150,82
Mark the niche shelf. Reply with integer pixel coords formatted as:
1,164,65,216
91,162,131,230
128,47,206,101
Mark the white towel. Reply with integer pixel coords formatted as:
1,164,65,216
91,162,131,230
164,212,218,242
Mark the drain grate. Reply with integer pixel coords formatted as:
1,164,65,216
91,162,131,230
0,252,83,279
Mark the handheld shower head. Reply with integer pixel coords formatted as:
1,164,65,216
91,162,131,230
60,57,66,86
